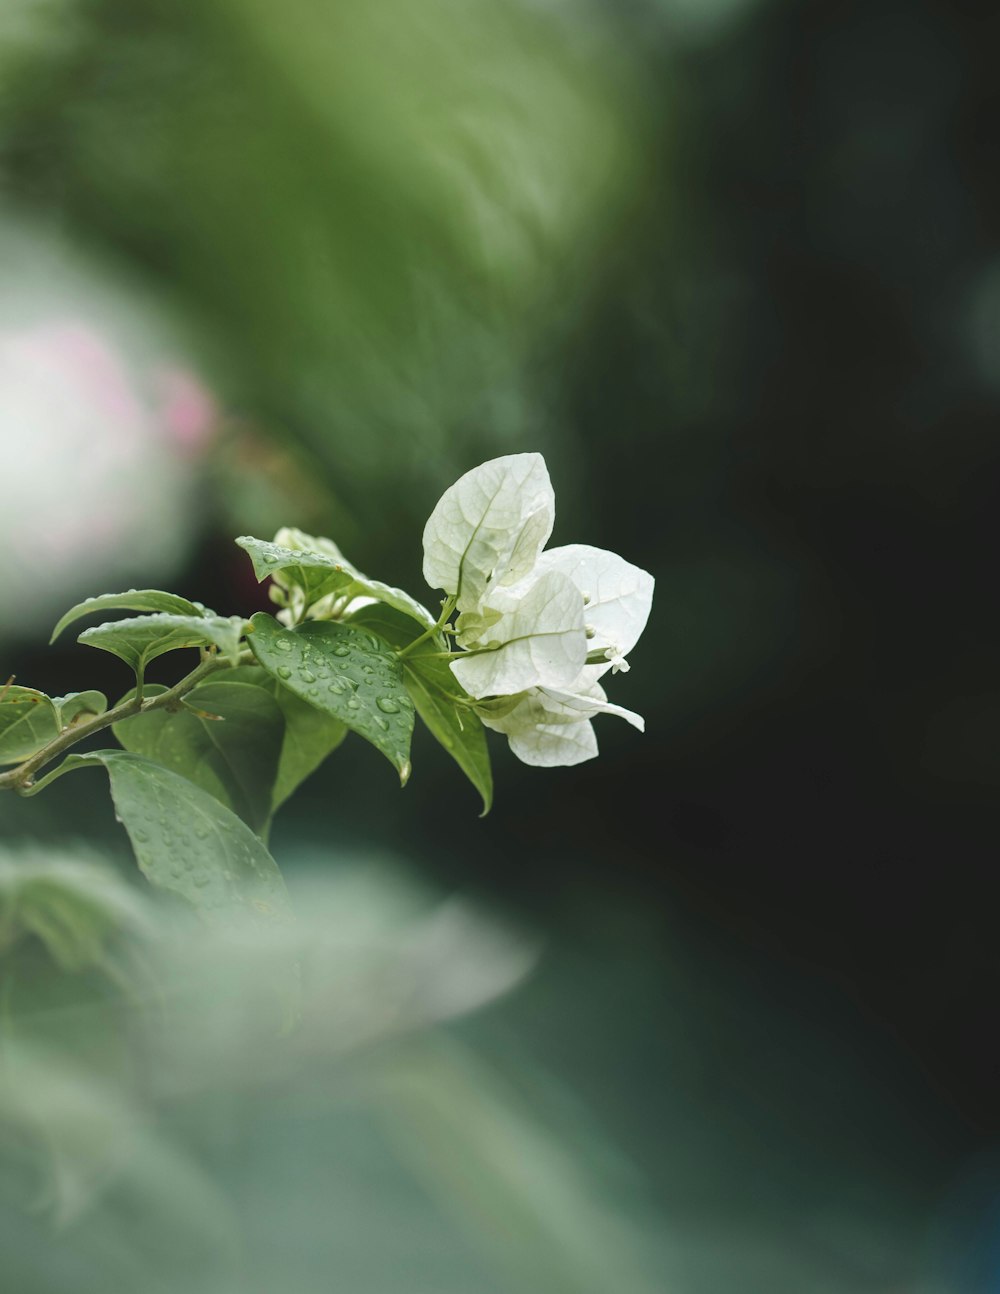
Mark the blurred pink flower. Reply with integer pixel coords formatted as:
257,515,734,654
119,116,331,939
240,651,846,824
0,318,219,630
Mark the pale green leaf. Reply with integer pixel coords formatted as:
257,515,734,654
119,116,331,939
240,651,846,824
421,453,554,612
112,682,284,834
52,751,290,922
50,590,205,643
349,605,492,814
78,614,246,679
247,613,414,783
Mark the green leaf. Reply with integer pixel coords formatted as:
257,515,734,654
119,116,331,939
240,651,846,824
221,666,348,810
236,536,354,604
0,687,60,764
350,605,493,814
112,682,284,834
52,691,108,728
237,533,436,629
79,614,246,679
50,590,205,643
247,612,414,784
402,654,493,816
0,688,109,766
50,751,290,922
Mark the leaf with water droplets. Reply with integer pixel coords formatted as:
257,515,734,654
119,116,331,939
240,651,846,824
349,605,493,814
247,613,414,784
50,751,290,923
112,682,283,834
0,686,61,765
50,590,205,643
237,533,436,629
236,536,355,605
78,614,246,680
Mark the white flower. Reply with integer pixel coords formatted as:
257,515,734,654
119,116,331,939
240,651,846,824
422,454,654,765
477,668,644,767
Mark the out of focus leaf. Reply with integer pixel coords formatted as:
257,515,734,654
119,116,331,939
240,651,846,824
0,848,152,973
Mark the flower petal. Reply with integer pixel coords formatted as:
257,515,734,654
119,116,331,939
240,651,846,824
449,570,586,698
479,673,644,734
422,453,554,611
534,679,645,732
508,718,599,767
534,544,653,669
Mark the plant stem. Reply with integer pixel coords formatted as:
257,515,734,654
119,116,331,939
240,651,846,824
0,650,251,796
397,596,457,660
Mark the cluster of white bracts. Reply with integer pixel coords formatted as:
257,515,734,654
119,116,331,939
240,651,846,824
422,454,654,767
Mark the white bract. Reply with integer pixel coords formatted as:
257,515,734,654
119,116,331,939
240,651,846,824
422,454,654,766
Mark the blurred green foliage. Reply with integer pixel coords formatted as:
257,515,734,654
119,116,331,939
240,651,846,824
1,0,646,549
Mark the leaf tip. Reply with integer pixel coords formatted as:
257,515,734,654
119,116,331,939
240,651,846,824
399,759,412,787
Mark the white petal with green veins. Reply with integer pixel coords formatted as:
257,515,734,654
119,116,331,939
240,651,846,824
532,544,654,674
422,453,554,612
449,570,587,699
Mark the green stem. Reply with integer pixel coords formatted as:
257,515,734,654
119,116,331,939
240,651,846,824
0,649,252,796
397,596,457,660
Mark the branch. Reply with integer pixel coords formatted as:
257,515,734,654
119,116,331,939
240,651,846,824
0,650,254,795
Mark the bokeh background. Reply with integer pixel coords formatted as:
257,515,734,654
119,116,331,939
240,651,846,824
2,0,999,1290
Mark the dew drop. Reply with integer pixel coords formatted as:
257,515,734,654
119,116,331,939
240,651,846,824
376,696,400,714
275,638,293,653
301,670,316,683
333,644,351,657
276,666,292,679
328,679,347,695
347,698,360,710
373,715,389,731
